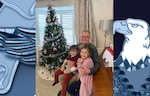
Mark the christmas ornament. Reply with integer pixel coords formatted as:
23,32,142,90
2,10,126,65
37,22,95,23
53,26,58,36
49,54,52,57
53,47,57,53
59,58,63,63
46,17,51,23
54,46,57,50
52,17,55,22
58,45,60,48
43,49,47,54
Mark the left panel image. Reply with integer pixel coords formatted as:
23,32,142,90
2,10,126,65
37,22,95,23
36,0,75,96
0,0,36,96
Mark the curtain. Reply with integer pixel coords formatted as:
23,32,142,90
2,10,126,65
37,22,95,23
74,0,97,46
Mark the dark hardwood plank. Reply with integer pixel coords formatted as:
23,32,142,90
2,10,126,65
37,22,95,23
93,56,113,96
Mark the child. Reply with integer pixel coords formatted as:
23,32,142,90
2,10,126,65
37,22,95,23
77,45,94,96
52,45,79,96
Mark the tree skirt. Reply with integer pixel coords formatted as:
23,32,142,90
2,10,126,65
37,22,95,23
37,66,54,80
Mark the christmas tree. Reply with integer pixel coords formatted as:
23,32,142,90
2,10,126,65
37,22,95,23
39,4,69,72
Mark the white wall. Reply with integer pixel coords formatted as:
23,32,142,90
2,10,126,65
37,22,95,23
36,0,73,7
36,0,113,55
92,0,113,54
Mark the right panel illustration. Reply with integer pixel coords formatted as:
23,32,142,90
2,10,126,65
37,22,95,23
114,0,150,96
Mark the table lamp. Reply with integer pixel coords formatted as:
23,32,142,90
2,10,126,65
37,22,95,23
99,19,113,47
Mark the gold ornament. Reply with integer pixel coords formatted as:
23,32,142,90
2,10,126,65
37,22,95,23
49,54,52,57
47,18,51,23
53,47,57,51
59,58,62,63
58,45,60,48
43,49,47,54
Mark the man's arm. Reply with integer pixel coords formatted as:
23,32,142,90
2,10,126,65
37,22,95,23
89,44,100,75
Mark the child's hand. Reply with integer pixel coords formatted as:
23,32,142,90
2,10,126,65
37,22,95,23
63,70,67,74
77,58,83,63
60,66,65,71
67,60,75,67
71,66,77,72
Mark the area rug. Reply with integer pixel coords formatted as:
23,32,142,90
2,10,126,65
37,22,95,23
37,66,54,80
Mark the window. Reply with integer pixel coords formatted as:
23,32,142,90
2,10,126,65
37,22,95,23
36,6,76,50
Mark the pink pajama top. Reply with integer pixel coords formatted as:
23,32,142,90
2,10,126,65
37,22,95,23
77,57,94,96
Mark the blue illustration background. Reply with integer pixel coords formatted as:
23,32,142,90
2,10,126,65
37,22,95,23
0,0,35,96
0,0,35,27
114,0,150,95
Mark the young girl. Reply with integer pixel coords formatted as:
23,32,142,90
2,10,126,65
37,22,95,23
77,45,94,96
52,45,79,96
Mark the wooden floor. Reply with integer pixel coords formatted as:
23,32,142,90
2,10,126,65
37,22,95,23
93,56,113,96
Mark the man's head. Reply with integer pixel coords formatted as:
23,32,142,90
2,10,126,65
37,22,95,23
81,30,90,44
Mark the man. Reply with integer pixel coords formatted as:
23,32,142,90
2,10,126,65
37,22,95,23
78,30,100,75
67,30,100,96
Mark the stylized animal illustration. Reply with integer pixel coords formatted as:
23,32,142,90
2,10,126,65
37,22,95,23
113,18,150,95
0,27,35,94
0,0,35,95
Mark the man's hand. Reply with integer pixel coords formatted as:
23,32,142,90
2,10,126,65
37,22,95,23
80,66,91,74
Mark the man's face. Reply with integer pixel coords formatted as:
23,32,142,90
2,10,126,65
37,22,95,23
81,32,90,44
